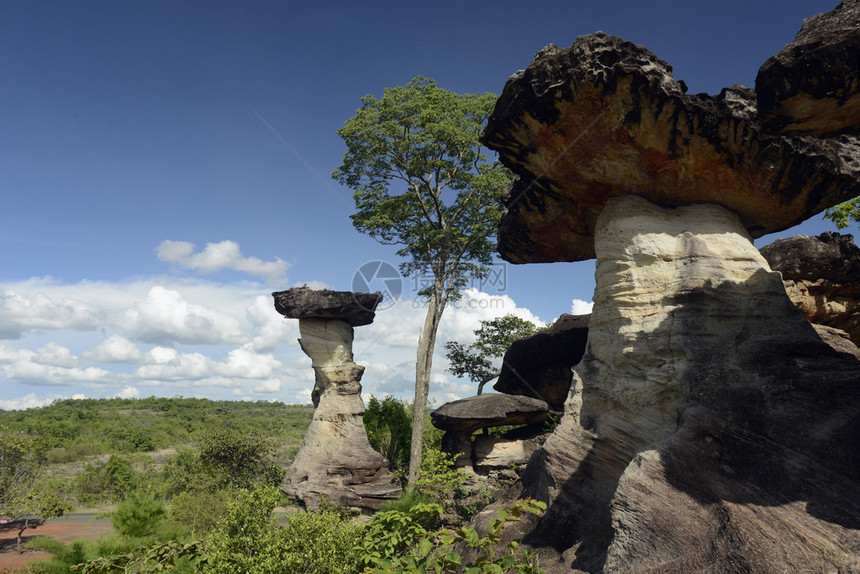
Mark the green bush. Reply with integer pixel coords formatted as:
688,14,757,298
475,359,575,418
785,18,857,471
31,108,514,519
357,500,443,570
168,489,230,536
74,455,140,505
364,395,412,471
111,491,166,538
201,485,362,574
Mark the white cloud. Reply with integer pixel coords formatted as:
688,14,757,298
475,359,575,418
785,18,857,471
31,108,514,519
157,240,289,285
0,290,104,339
0,392,85,411
123,286,246,345
115,385,140,399
246,295,297,352
571,299,594,315
84,335,145,363
0,343,114,386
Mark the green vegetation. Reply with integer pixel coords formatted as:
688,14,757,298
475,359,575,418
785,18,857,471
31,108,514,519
1,397,543,572
364,395,412,476
445,314,541,395
825,197,860,230
333,75,513,487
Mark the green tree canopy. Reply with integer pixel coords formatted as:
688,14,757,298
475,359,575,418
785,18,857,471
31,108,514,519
445,314,540,395
824,197,860,230
333,76,512,486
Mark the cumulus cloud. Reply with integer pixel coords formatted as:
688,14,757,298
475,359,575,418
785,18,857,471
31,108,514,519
84,335,145,364
157,240,289,285
0,392,86,411
0,343,114,386
0,290,104,339
123,286,246,346
115,386,140,399
571,299,594,315
246,295,297,352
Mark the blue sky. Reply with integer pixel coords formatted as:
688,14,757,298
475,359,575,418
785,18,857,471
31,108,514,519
1,0,852,410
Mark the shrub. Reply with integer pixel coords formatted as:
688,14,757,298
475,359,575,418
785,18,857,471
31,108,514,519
111,491,166,538
364,395,412,471
201,485,363,574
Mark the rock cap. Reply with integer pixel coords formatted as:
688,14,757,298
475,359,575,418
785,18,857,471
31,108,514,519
272,286,382,326
431,393,554,433
483,32,860,263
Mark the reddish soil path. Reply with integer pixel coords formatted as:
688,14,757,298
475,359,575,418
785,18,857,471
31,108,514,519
0,515,113,572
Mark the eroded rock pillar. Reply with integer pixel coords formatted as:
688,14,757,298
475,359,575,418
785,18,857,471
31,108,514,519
273,287,401,511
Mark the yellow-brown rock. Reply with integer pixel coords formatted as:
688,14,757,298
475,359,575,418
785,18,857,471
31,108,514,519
483,33,860,263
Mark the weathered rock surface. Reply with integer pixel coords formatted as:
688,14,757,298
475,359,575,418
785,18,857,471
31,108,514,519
272,285,382,326
274,288,399,511
431,393,553,433
483,33,860,263
757,0,860,136
473,431,546,472
495,314,589,410
478,5,860,571
761,232,860,345
516,196,860,573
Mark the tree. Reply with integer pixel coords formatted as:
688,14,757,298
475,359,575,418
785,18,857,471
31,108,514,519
333,76,513,487
364,395,412,473
198,427,284,490
445,314,540,395
0,429,68,552
824,197,860,230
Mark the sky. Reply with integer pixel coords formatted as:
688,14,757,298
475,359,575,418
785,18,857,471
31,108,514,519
1,0,854,410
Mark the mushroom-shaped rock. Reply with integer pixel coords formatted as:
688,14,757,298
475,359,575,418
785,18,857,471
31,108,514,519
432,394,553,470
272,285,382,326
483,33,860,263
272,287,399,511
761,232,860,347
431,393,553,433
757,0,860,136
478,12,860,574
494,313,588,410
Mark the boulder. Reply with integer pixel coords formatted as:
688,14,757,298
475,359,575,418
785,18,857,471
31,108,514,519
761,232,860,346
495,313,588,410
273,287,400,511
477,5,860,571
756,0,860,137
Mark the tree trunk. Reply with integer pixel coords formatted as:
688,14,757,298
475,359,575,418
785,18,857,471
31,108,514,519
407,293,444,489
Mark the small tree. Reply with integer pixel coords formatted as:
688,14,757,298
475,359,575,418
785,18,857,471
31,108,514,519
364,395,412,472
0,429,68,552
198,428,284,490
445,314,540,395
333,76,512,487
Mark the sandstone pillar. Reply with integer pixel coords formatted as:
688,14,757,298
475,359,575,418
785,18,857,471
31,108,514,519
272,287,400,511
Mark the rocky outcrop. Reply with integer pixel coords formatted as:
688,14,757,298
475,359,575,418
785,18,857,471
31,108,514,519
761,232,860,347
477,4,860,572
756,0,860,137
494,314,588,411
272,287,400,511
483,34,860,264
431,394,553,470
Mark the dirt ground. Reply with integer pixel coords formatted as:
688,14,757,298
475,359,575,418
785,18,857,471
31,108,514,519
0,514,113,572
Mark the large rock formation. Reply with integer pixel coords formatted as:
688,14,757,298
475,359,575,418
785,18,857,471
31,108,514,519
477,5,860,572
273,287,400,510
761,232,860,348
495,313,589,411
